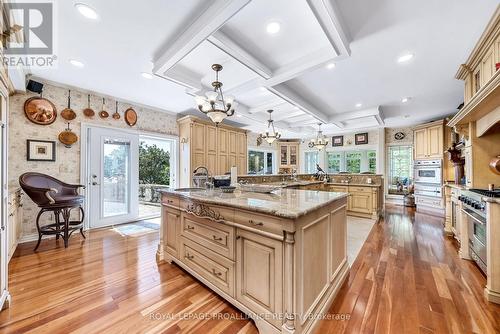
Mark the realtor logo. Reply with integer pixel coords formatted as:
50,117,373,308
1,1,57,68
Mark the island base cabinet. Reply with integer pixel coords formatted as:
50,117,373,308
236,229,283,330
163,206,181,258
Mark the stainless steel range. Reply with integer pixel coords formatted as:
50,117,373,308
459,188,500,274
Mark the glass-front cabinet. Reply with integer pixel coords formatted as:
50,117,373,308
278,142,300,173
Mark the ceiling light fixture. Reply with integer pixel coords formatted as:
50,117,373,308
402,97,411,103
69,59,84,68
194,64,236,126
141,72,153,79
259,110,281,145
326,63,336,70
355,103,362,108
397,53,414,63
309,123,329,151
266,21,281,34
75,3,98,20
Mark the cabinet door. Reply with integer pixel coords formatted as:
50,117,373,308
164,207,180,257
427,124,443,158
206,125,217,175
228,131,237,155
219,155,229,175
289,145,297,166
414,128,427,159
280,145,288,166
236,229,283,328
349,192,373,214
218,128,228,155
192,123,206,169
481,45,495,86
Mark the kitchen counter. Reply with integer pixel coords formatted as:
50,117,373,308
158,187,349,333
160,187,347,219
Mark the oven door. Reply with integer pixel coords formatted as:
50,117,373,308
414,167,441,184
414,184,442,197
465,208,487,273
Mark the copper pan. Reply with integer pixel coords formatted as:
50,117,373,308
112,101,121,120
490,156,500,175
99,98,109,118
83,94,95,117
61,90,76,121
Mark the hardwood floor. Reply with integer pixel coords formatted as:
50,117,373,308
1,207,500,333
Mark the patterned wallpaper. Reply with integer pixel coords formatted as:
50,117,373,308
9,81,178,238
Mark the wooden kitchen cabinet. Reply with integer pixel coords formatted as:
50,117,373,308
236,228,283,328
278,141,300,173
178,116,247,186
349,188,373,214
413,119,444,160
163,205,180,257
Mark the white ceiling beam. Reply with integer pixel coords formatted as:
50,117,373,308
272,109,305,121
208,31,273,79
306,0,351,58
269,84,330,123
248,100,288,114
328,106,384,124
160,65,202,91
152,0,251,75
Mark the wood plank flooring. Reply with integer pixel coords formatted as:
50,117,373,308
1,206,500,333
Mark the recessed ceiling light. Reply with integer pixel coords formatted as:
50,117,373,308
326,63,336,70
266,22,281,34
397,53,414,63
236,114,242,118
141,72,153,79
355,103,362,108
401,97,411,103
69,59,84,68
75,3,98,20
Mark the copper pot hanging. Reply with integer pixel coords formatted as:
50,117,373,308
112,101,121,120
83,94,95,117
99,98,109,118
58,122,78,148
61,90,76,121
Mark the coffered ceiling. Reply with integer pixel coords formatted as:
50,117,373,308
29,0,498,138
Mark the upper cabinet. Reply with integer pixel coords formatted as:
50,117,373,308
450,7,500,128
278,141,300,173
413,120,444,160
178,116,247,187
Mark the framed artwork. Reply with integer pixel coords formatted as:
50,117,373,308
27,140,56,161
355,133,368,145
332,135,343,147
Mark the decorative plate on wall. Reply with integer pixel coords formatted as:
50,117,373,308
394,132,406,140
124,107,137,126
24,97,57,125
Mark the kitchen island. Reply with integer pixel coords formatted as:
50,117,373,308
158,188,349,334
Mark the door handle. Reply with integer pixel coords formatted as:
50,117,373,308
92,182,100,186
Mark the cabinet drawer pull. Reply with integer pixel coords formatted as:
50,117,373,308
212,269,222,277
187,225,195,230
248,219,264,226
167,199,174,204
186,253,194,260
212,235,223,241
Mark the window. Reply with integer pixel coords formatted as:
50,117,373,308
345,152,362,173
304,151,318,173
388,145,413,195
248,150,275,174
368,151,377,173
327,152,342,173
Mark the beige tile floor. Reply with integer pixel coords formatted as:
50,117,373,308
347,216,376,264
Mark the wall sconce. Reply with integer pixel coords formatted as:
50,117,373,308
180,138,188,144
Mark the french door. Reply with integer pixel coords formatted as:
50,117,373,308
88,127,139,228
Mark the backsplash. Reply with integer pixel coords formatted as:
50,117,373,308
9,81,179,239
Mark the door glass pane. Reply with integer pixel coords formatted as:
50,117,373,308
367,151,377,173
280,145,288,165
266,152,273,174
103,139,130,217
388,145,412,195
289,146,297,165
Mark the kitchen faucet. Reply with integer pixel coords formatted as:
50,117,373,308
192,166,213,190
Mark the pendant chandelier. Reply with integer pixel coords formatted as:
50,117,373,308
194,64,236,125
310,123,329,151
260,109,281,145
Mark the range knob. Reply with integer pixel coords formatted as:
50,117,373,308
473,202,481,209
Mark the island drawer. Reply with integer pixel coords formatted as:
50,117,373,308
180,236,235,297
162,194,179,208
233,210,283,237
349,186,370,192
181,214,235,260
327,185,348,193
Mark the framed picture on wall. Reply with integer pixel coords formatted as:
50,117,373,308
355,133,368,145
27,140,56,161
332,135,343,146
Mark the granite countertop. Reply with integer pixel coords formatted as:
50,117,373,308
325,182,381,188
160,188,348,219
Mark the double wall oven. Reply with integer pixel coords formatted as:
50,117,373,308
414,159,442,198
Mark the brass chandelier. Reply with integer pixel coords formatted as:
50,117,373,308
260,109,281,144
309,123,329,151
194,64,236,125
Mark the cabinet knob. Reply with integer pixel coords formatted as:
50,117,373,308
186,253,194,260
187,225,195,230
212,269,222,277
212,235,223,241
